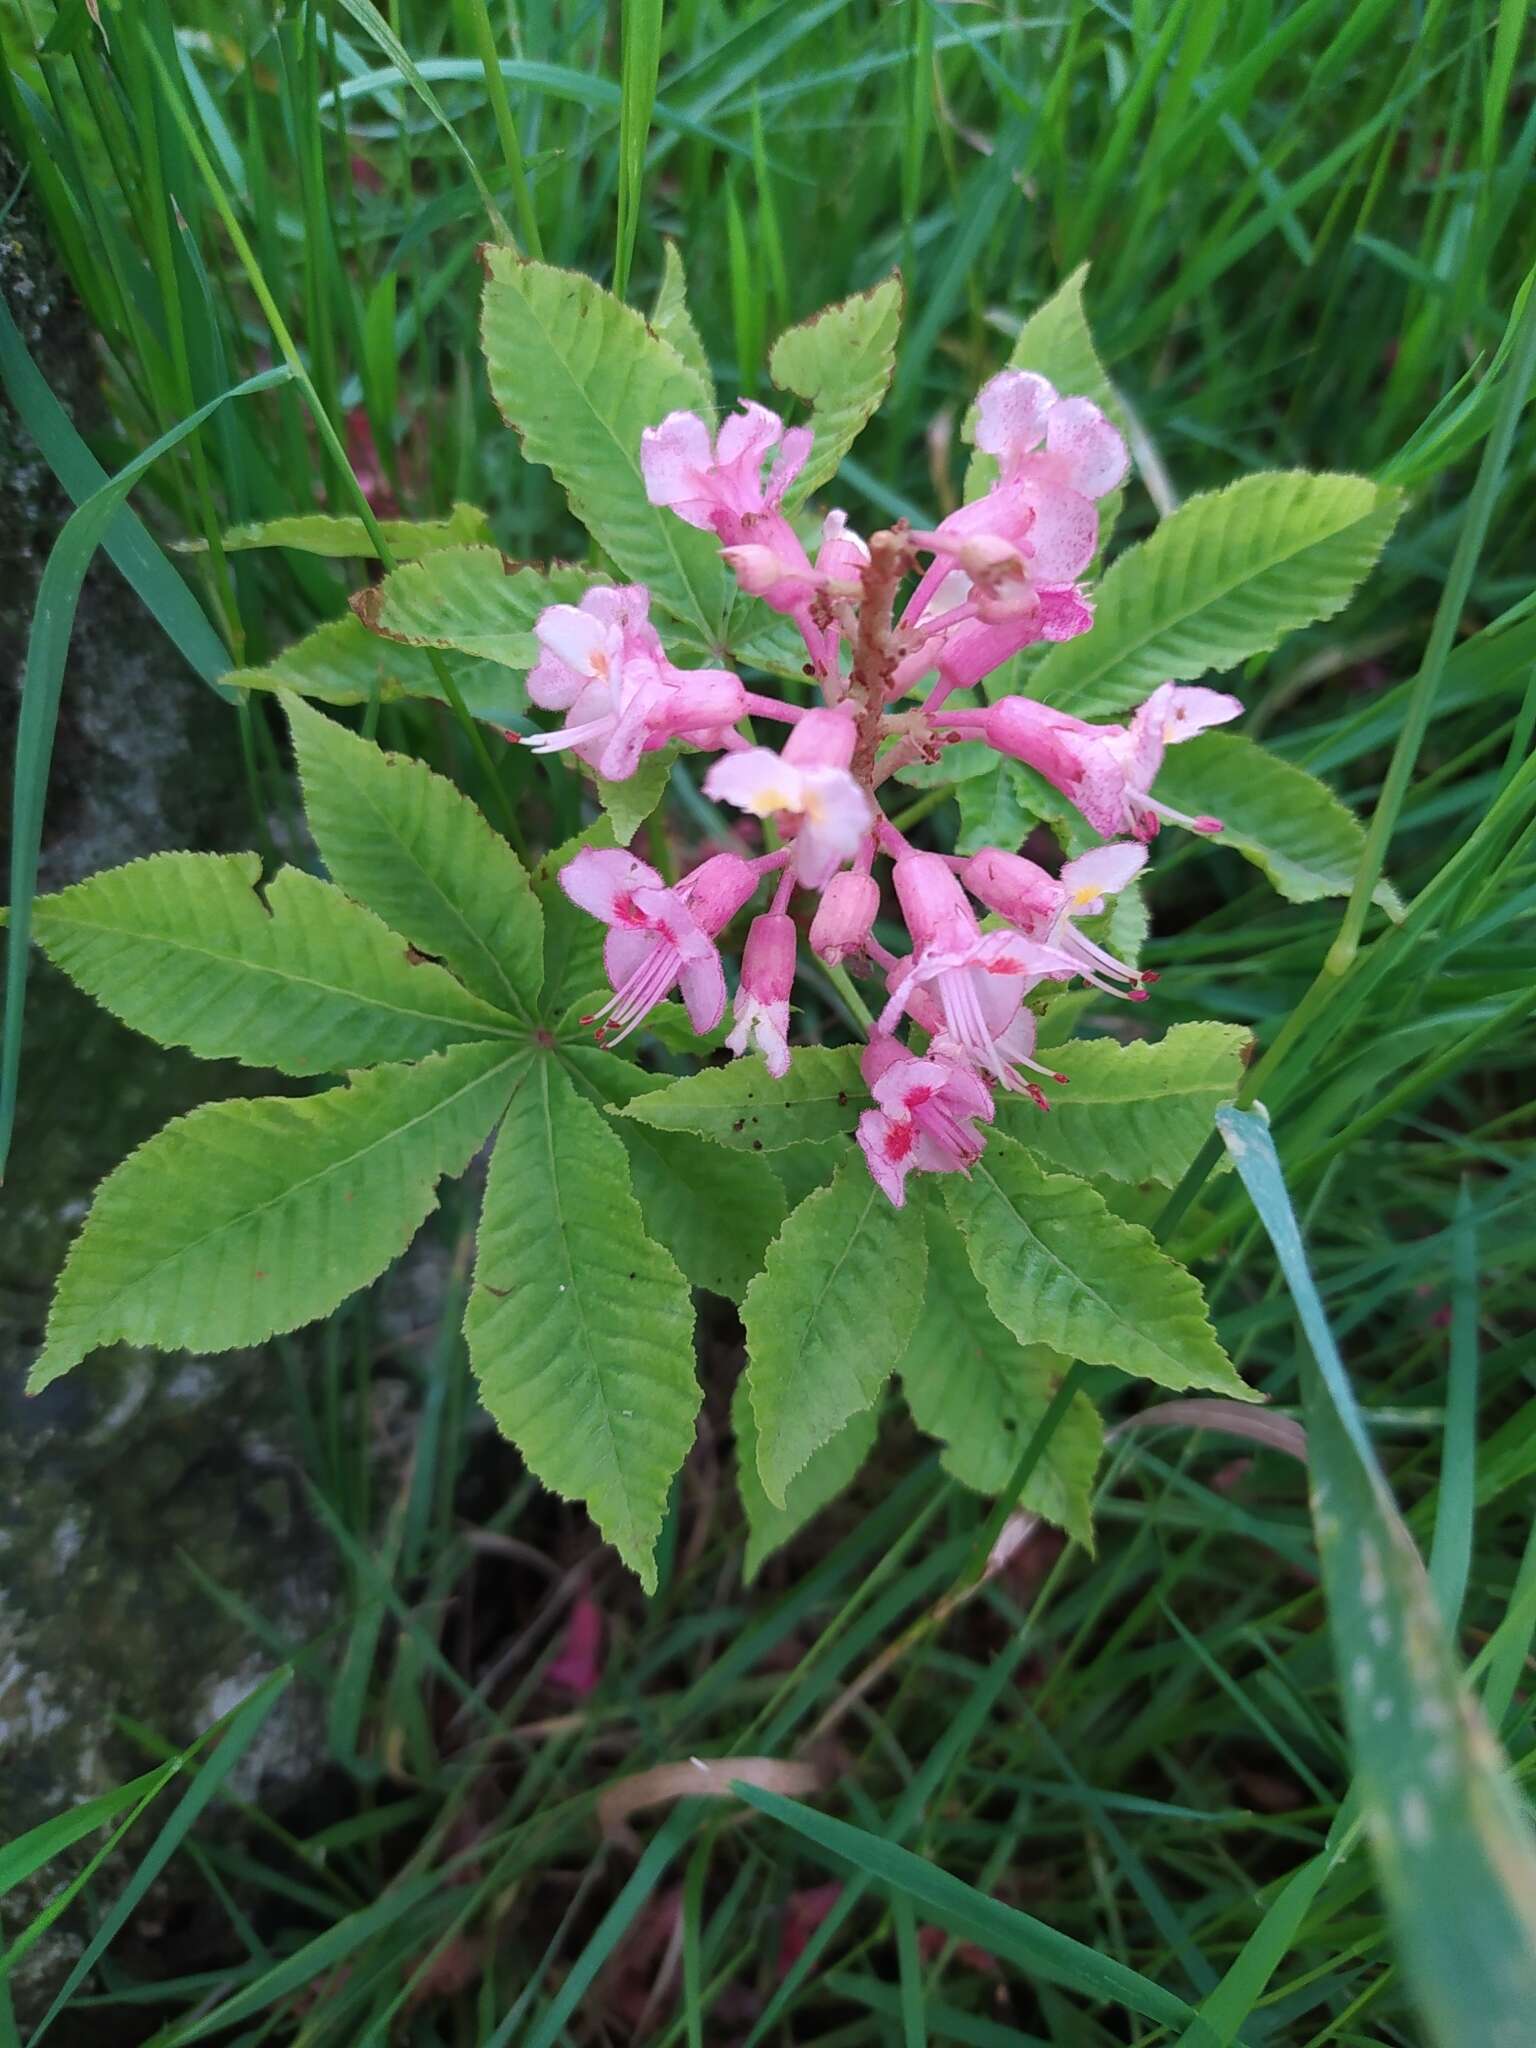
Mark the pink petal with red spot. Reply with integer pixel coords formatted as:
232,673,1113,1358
559,847,663,922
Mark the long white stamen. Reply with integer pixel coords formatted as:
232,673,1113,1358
523,713,615,755
591,942,680,1043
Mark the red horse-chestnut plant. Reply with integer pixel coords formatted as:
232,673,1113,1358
534,369,1236,1205
20,252,1399,1589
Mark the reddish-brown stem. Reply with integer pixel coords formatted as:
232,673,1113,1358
848,527,916,792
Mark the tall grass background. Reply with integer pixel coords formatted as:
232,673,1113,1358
1,0,1534,2040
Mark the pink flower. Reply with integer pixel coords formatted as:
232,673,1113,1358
727,914,796,1077
926,585,1096,694
1101,682,1243,837
704,709,874,889
878,854,1078,1091
898,375,1126,657
641,401,823,627
856,1037,995,1206
968,683,1241,840
560,848,758,1043
976,371,1128,504
641,401,812,541
809,869,880,964
524,586,745,782
964,841,1148,992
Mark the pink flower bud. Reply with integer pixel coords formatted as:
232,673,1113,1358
962,847,1061,931
892,852,979,956
683,852,760,935
645,667,747,743
740,912,797,1003
783,705,857,773
728,913,797,1078
809,870,880,964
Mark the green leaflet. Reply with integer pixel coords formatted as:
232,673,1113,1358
732,1377,878,1582
743,1156,927,1505
1159,732,1404,915
595,747,675,844
618,1124,786,1302
30,1041,527,1392
998,1023,1251,1187
766,1139,846,1210
179,503,492,559
351,547,602,671
480,251,728,640
768,274,903,503
619,1046,868,1150
1031,473,1404,719
899,1206,1102,1547
287,699,543,1021
964,264,1126,534
651,239,712,391
227,612,527,722
955,757,1033,855
533,821,615,1024
944,1134,1250,1398
559,1042,788,1301
1217,1106,1536,2048
464,1059,699,1592
28,854,516,1076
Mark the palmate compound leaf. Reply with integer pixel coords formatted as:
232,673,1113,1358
351,548,603,671
732,1377,878,1582
618,1046,869,1150
287,698,542,1022
899,1205,1102,1547
743,1154,927,1506
1158,731,1404,915
228,613,528,723
27,853,518,1076
29,1040,528,1393
997,1022,1251,1187
464,1057,699,1591
480,250,729,641
767,274,903,504
943,1134,1251,1399
1030,472,1404,720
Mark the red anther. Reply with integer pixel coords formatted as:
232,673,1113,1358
1052,1072,1069,1085
1128,988,1151,1003
1140,970,1161,984
1026,1082,1051,1112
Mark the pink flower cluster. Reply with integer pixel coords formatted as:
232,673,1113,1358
529,369,1241,1205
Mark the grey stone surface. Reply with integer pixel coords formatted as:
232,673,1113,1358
0,152,337,2022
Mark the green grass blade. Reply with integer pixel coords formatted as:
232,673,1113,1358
1216,1104,1536,2048
517,1803,699,2048
615,0,664,300
26,1672,292,2041
733,1784,1196,2029
0,293,235,691
1429,1180,1480,1631
0,362,292,1179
